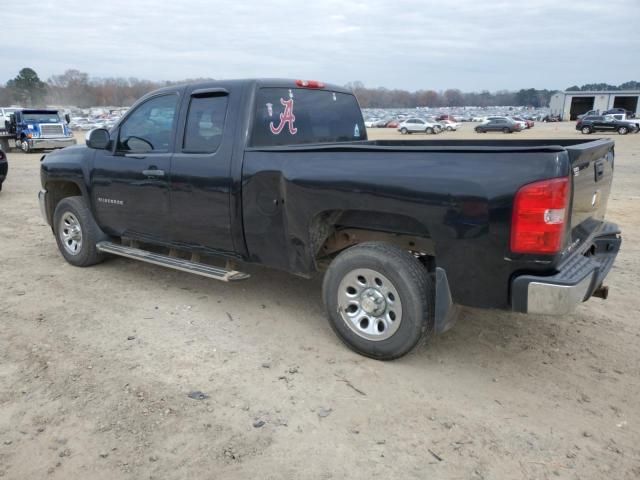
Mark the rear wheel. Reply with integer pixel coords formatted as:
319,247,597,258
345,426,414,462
502,127,511,133
53,196,107,267
425,127,434,134
400,127,408,135
322,242,434,360
617,126,628,135
581,126,592,134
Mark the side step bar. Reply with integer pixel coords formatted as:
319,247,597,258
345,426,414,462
96,241,250,282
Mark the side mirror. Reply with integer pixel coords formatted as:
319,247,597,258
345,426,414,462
86,128,111,150
64,113,71,124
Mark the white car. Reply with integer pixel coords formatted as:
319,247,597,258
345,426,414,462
398,118,442,134
440,120,459,131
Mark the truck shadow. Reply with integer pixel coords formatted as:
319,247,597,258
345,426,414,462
98,257,588,372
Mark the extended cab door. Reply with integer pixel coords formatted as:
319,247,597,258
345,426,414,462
90,91,181,241
168,86,237,254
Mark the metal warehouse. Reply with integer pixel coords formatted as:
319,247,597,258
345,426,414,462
549,90,640,120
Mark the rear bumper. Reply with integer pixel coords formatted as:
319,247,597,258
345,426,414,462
511,222,621,315
28,137,77,149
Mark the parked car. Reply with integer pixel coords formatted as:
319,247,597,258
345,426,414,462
440,120,459,131
0,147,7,191
39,78,621,360
604,114,640,131
475,118,521,133
398,118,442,134
577,110,599,120
576,115,638,135
542,114,561,122
602,108,635,118
512,116,534,128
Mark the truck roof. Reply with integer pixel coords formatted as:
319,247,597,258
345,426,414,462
144,78,353,97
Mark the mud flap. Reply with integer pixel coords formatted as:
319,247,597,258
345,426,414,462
434,267,458,334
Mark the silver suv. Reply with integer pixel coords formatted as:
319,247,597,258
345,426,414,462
398,118,442,134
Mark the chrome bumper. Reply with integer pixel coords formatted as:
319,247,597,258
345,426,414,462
511,222,621,315
29,137,77,150
38,189,49,225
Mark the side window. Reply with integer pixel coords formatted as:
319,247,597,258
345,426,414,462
183,95,228,153
118,94,178,153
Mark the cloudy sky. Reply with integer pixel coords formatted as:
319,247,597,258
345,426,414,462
1,0,639,91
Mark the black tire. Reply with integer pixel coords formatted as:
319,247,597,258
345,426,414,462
53,196,107,267
20,139,30,153
581,126,592,134
425,127,434,134
400,127,408,135
502,127,511,134
617,126,628,135
322,242,434,360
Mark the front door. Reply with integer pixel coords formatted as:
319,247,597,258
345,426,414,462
91,92,181,242
169,87,236,254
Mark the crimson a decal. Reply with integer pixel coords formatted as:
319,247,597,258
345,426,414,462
269,98,297,135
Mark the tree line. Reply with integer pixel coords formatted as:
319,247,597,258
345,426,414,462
1,68,638,109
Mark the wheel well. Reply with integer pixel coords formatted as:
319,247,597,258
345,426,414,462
311,210,435,268
45,181,82,225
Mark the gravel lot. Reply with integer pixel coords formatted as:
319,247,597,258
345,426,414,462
1,123,639,479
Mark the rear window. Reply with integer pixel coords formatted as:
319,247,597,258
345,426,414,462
251,87,365,147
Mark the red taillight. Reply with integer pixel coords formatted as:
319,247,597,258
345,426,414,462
295,79,325,89
511,177,569,255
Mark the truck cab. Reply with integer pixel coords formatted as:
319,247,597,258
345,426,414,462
8,109,76,152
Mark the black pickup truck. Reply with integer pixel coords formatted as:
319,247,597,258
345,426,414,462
39,79,622,359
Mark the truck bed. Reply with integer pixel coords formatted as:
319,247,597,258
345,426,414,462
242,137,614,309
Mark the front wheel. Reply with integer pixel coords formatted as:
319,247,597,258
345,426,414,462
322,242,434,360
581,126,592,134
502,127,511,134
400,127,408,135
20,139,30,153
53,196,107,267
618,126,628,135
425,127,434,134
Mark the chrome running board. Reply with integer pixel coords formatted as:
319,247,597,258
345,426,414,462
96,241,250,282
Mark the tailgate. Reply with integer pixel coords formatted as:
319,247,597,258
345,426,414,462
566,139,615,246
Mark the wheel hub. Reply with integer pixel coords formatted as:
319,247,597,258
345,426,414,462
337,268,403,341
360,288,387,316
59,212,83,255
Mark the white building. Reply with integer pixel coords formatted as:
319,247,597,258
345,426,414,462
549,90,640,120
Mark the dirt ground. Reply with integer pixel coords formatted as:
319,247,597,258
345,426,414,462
1,122,639,479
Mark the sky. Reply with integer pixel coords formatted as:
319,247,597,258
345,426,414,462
1,0,639,92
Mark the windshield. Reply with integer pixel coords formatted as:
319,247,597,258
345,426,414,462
23,112,61,123
252,87,365,146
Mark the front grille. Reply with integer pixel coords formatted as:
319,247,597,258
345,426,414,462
40,124,64,138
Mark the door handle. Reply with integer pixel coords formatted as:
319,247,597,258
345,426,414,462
142,169,165,177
